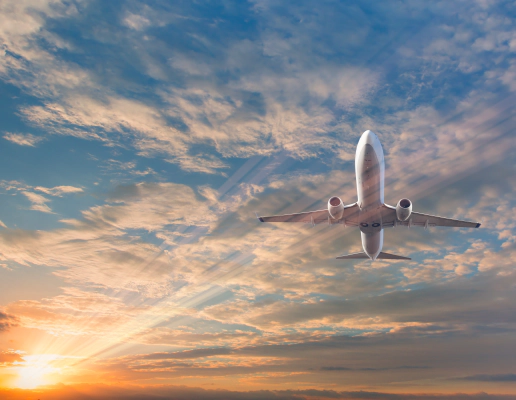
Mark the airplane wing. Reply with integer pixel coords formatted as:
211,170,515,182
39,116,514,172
258,203,360,225
407,211,481,228
381,205,480,228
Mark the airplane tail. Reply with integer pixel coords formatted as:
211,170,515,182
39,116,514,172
336,252,411,260
376,252,411,260
336,252,369,259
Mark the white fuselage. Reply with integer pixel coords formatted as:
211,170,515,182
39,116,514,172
355,130,385,260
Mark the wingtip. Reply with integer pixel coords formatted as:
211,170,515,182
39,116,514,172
476,222,481,228
255,212,264,222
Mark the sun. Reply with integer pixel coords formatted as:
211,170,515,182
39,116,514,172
13,355,63,389
15,365,50,389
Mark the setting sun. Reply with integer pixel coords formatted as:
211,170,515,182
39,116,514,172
12,355,62,389
15,365,49,389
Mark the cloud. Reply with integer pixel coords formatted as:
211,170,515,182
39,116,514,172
0,350,23,366
3,132,44,146
0,311,18,332
35,185,83,196
1,180,83,196
167,154,229,175
1,0,515,181
122,12,151,31
141,347,233,360
19,95,188,151
21,191,53,213
7,288,148,336
203,261,516,331
0,153,507,388
0,182,218,296
456,374,516,382
133,327,257,347
0,0,92,97
0,0,382,172
90,319,516,385
321,365,429,372
0,384,511,400
1,182,83,213
102,160,157,177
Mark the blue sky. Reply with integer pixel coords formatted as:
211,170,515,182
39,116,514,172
0,0,515,396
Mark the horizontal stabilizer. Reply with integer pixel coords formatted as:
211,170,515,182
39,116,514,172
377,252,411,260
336,252,370,259
336,252,411,260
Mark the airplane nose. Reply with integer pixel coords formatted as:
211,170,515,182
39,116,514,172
361,130,378,146
362,130,376,139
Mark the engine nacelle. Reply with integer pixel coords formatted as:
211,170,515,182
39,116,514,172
396,198,412,221
328,196,344,220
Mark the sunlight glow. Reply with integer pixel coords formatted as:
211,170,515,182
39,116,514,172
14,355,62,389
15,365,49,389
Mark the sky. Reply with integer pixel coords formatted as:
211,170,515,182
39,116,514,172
0,0,515,398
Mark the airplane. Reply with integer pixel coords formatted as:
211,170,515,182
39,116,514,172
257,130,480,261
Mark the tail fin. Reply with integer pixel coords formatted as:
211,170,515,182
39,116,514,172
377,252,411,260
336,252,411,260
336,252,370,260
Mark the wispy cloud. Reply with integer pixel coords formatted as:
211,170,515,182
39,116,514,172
35,186,83,196
3,133,44,147
1,181,84,214
21,191,53,213
0,311,18,333
456,374,516,382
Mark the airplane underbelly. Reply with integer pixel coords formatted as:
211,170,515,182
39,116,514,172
361,231,383,259
356,143,384,232
357,144,382,208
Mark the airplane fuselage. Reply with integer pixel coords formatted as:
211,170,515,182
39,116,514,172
355,130,385,260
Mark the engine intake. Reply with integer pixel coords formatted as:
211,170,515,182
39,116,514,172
328,196,344,220
396,198,412,221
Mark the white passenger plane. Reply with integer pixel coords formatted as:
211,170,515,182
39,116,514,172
257,130,480,260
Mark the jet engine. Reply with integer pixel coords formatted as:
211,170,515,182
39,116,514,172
328,196,344,220
396,198,412,221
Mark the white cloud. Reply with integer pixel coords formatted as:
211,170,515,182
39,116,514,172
0,0,382,172
3,132,44,147
20,95,191,158
0,0,92,97
21,191,53,214
35,185,83,196
166,155,229,175
0,182,218,294
1,182,84,213
123,12,152,31
498,59,516,91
